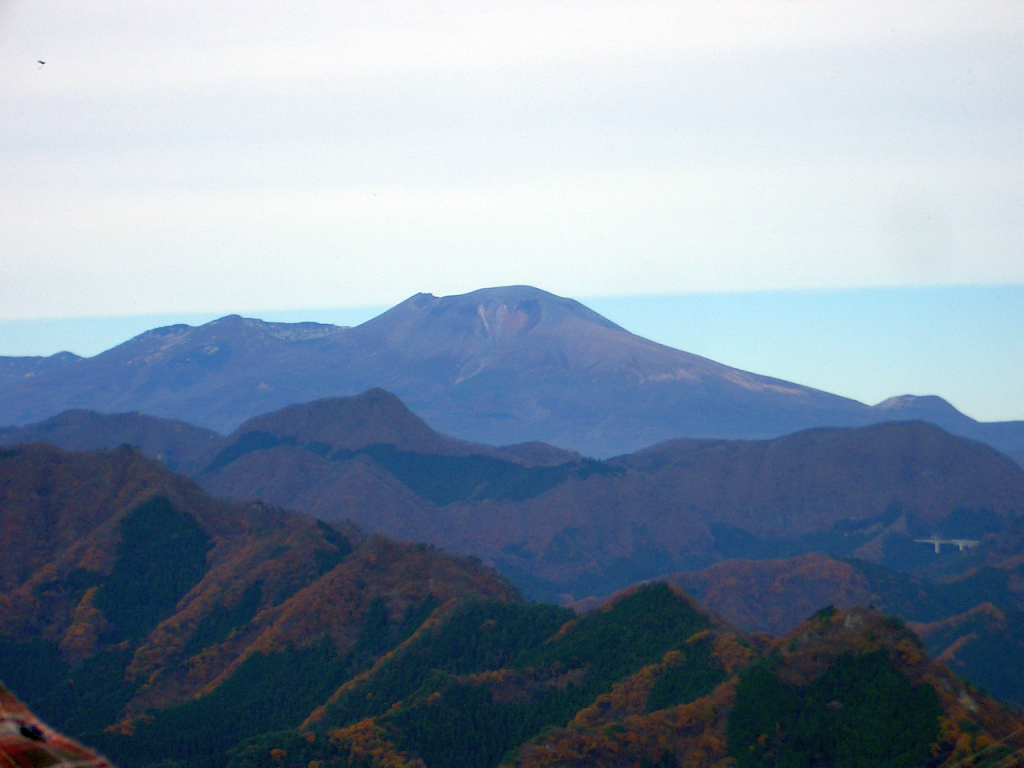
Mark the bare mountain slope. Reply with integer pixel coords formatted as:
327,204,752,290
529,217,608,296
310,288,880,456
0,317,345,433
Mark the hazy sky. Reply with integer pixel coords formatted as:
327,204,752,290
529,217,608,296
3,1,1023,315
1,2,1022,419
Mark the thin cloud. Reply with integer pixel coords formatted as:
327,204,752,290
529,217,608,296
0,0,1022,319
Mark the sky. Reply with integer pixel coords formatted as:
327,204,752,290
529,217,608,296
0,2,1022,420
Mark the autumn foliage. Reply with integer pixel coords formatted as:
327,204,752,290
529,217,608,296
2,445,1023,768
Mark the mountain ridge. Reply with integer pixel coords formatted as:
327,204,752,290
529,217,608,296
1,442,1023,767
3,286,1021,458
189,396,1024,603
0,409,222,474
0,442,521,767
4,390,1023,605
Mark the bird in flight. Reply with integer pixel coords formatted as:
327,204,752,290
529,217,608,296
37,60,45,68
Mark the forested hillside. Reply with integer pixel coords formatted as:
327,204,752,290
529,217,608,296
0,409,222,473
200,407,1024,604
0,444,516,768
6,392,1024,608
662,539,1024,707
227,591,1023,768
0,444,1021,766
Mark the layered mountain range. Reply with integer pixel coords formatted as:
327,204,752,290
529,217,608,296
5,389,1024,707
7,389,1024,603
4,285,1024,767
2,286,1022,459
650,552,1024,707
0,443,516,767
0,444,1021,768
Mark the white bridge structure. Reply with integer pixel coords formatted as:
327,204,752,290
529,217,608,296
913,537,981,554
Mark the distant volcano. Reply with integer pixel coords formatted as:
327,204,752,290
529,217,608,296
0,286,1021,458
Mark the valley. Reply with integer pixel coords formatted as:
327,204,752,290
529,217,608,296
0,443,1020,768
2,287,1023,767
8,0,1023,758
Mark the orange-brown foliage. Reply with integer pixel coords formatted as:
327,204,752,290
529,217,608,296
328,719,425,768
0,444,520,731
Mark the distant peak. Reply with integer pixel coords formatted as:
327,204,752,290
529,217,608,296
49,351,82,362
127,315,344,345
257,320,344,342
453,285,594,309
135,323,193,340
873,395,964,417
218,388,467,459
234,388,428,436
356,387,408,406
389,285,625,334
456,284,560,299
